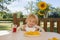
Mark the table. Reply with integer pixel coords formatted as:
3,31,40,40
0,30,60,40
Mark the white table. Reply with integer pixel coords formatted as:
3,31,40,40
0,30,60,40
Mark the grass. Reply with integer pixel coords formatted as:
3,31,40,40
0,22,12,30
0,25,11,30
0,22,23,30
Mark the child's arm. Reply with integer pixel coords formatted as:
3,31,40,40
39,27,45,32
35,27,39,31
17,25,26,31
21,25,26,31
35,26,45,32
17,26,21,31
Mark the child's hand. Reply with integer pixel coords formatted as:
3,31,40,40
17,27,20,31
35,27,39,31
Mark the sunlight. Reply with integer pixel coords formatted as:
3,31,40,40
0,30,10,36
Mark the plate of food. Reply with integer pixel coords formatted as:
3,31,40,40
24,31,40,37
48,37,60,40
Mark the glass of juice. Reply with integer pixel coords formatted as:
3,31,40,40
12,24,17,32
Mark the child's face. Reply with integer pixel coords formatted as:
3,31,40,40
27,18,36,27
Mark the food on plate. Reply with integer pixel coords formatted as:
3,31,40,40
24,31,40,36
52,37,58,40
48,37,59,40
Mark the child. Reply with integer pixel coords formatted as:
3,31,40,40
18,14,45,32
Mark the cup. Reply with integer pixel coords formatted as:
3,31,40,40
12,24,17,32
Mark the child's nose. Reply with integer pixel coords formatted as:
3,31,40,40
30,22,33,24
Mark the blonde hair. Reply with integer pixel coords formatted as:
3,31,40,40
25,14,38,24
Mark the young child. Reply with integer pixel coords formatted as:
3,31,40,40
18,14,45,32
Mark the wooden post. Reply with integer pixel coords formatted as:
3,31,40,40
57,19,60,34
13,13,17,24
44,18,47,32
13,13,20,27
17,18,20,27
50,18,54,32
23,18,26,24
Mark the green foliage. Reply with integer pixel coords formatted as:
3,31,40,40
15,11,23,18
0,0,15,12
0,25,11,30
0,11,13,20
3,15,7,19
0,0,3,2
20,12,23,18
7,13,13,18
48,7,60,18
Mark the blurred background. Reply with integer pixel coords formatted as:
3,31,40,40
0,0,60,32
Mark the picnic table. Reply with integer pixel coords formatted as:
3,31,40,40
0,30,60,40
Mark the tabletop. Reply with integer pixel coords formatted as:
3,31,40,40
0,30,60,40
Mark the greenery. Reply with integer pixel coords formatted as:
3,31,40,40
0,0,60,20
0,11,13,20
0,0,14,20
0,0,15,11
24,0,60,18
0,25,11,30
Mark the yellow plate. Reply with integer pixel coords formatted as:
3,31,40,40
24,31,40,37
48,37,59,40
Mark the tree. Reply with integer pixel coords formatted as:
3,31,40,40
7,13,13,18
55,8,60,16
15,11,23,18
0,11,6,19
0,0,15,19
25,1,33,13
48,7,60,18
20,12,23,18
3,15,7,19
17,11,23,18
24,1,38,14
48,12,60,18
0,0,15,11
